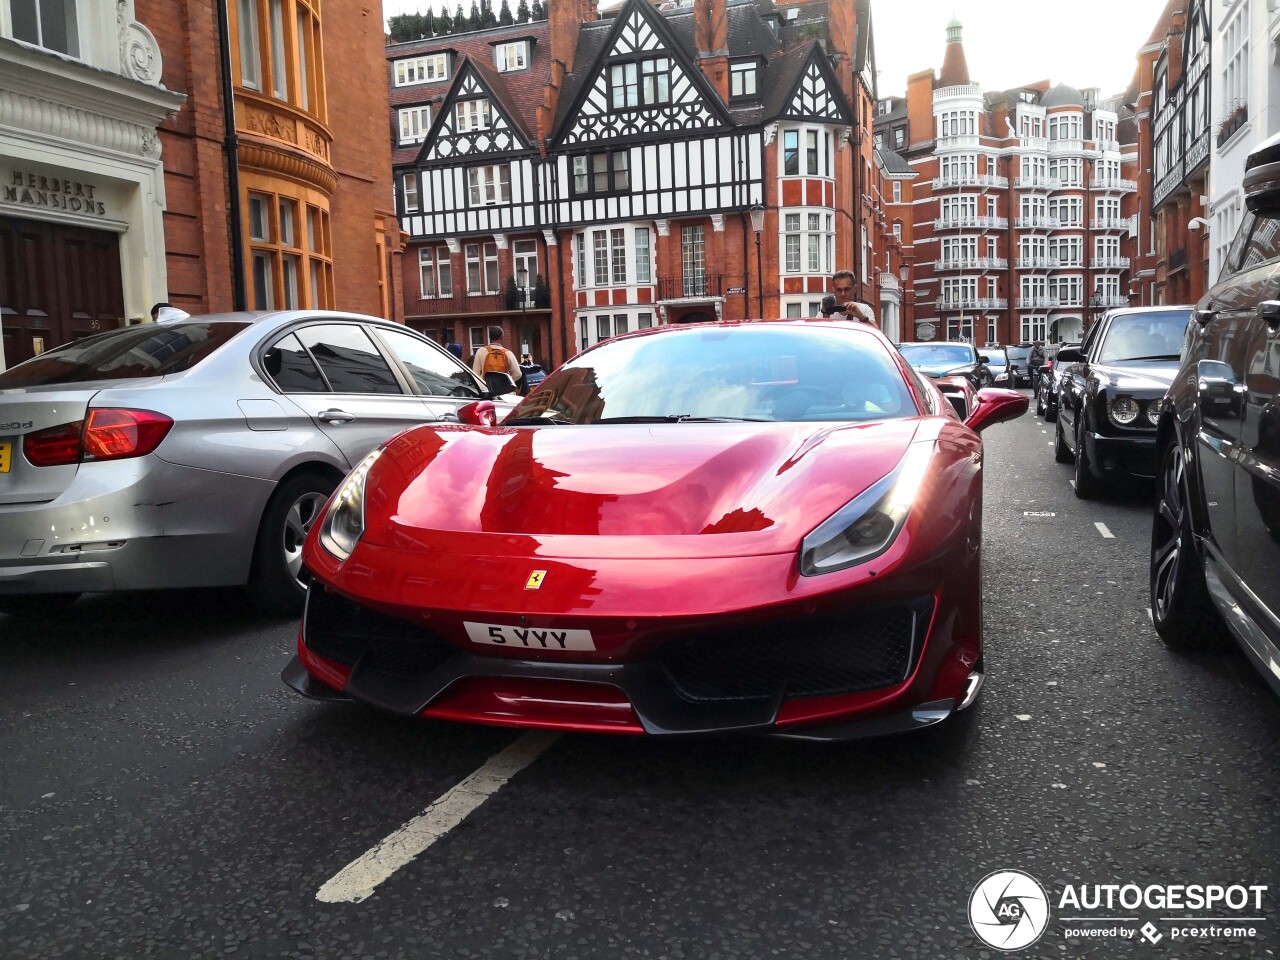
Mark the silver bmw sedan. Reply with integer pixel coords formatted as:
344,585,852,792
0,311,517,617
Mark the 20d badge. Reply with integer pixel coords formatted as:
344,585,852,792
969,870,1050,952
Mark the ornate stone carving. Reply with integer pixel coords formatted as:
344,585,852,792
710,214,725,232
542,229,557,246
140,129,161,159
247,109,298,144
0,89,155,159
118,1,164,87
763,123,778,146
654,218,670,237
302,128,330,161
238,143,337,195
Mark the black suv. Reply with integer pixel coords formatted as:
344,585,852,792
1053,306,1193,498
1149,132,1280,696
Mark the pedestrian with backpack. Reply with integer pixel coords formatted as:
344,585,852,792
472,326,522,395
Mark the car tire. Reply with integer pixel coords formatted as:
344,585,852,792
1073,418,1103,499
1149,442,1229,650
1035,390,1045,417
1054,415,1073,464
0,593,82,618
246,472,335,618
1044,398,1057,424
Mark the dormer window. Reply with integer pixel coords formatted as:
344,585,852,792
455,98,491,132
395,53,449,86
494,40,529,72
730,60,759,98
398,105,433,144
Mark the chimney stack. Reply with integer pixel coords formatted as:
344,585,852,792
694,0,729,102
538,0,599,151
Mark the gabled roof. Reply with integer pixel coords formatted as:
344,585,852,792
764,41,855,125
414,55,538,166
876,148,914,178
387,21,550,167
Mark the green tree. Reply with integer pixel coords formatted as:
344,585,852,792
530,0,546,21
455,1,469,30
468,0,481,29
437,7,453,32
479,0,497,28
498,0,514,26
515,0,530,22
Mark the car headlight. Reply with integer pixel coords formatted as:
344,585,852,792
800,442,934,576
1146,401,1161,426
1109,396,1140,426
319,447,383,560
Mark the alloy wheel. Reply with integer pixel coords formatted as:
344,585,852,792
283,491,328,584
1151,445,1186,622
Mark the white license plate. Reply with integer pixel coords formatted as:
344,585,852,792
464,621,595,651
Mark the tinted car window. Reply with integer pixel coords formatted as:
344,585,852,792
1005,346,1032,362
1236,211,1280,275
263,333,327,393
899,344,975,365
1096,311,1190,363
295,325,403,395
0,322,249,388
375,328,482,399
506,326,916,424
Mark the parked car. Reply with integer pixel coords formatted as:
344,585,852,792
985,346,1013,387
1005,344,1034,387
1149,133,1280,695
1053,305,1193,498
898,342,995,390
284,318,1027,739
0,311,518,617
1034,344,1080,421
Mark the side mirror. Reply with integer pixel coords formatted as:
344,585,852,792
978,355,990,364
965,388,1029,433
484,372,519,399
1197,360,1241,419
934,376,975,420
1055,347,1086,363
457,400,497,426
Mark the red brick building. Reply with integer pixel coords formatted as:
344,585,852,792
873,18,1141,347
389,0,881,368
0,0,399,369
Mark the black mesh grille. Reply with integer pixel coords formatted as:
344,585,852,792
658,603,927,703
304,584,457,680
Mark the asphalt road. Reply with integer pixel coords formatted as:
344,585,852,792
3,398,1278,960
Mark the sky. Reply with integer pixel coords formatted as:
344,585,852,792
382,0,1170,99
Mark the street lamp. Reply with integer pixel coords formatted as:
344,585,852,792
516,266,529,358
749,202,765,318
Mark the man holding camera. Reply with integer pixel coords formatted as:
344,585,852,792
824,270,879,327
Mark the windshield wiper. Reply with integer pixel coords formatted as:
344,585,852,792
503,415,575,425
594,415,772,424
1113,354,1181,362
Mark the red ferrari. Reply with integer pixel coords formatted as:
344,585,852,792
283,319,1026,739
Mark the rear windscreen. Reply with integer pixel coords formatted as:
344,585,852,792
0,322,249,388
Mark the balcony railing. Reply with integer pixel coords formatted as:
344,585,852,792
1092,217,1129,231
414,292,508,315
1016,215,1062,229
1090,294,1130,308
1018,296,1060,309
1016,257,1062,269
936,135,981,151
934,84,983,100
1050,297,1085,308
935,297,1008,311
935,215,1009,230
1015,176,1062,191
933,174,1010,190
1019,136,1049,152
1090,256,1131,270
1048,138,1085,155
657,274,723,301
1095,139,1121,153
934,257,1009,271
1091,177,1138,192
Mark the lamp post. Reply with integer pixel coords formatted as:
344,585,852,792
516,265,529,358
749,203,766,319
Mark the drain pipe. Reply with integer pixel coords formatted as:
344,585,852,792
216,0,248,311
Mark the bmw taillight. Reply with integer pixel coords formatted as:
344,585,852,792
23,408,174,467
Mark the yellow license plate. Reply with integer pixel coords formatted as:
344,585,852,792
0,441,9,473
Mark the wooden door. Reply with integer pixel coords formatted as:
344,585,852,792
0,216,124,368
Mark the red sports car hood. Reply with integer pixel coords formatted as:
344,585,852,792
364,420,924,557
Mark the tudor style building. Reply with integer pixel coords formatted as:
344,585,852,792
388,0,879,367
874,19,1141,347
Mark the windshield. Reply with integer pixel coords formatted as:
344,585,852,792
0,322,250,388
1005,346,1032,361
984,351,1008,368
504,325,917,425
898,344,975,367
1096,311,1190,363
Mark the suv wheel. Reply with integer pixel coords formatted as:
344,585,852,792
246,472,335,617
1053,415,1072,464
1149,442,1228,649
1073,418,1103,499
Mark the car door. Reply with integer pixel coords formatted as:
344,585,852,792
265,321,432,465
1234,311,1280,627
368,325,489,420
1059,317,1105,444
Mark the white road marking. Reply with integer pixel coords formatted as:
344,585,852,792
1095,522,1115,539
1147,607,1153,623
1069,479,1076,490
316,730,561,904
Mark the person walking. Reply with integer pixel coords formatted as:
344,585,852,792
472,326,522,395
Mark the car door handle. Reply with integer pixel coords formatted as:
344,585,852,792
318,408,356,424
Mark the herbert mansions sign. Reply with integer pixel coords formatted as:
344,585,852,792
4,170,108,217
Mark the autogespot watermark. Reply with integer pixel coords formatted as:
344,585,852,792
968,871,1268,951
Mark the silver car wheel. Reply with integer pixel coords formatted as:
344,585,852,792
283,491,327,584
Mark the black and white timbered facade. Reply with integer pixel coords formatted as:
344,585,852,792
388,0,868,365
